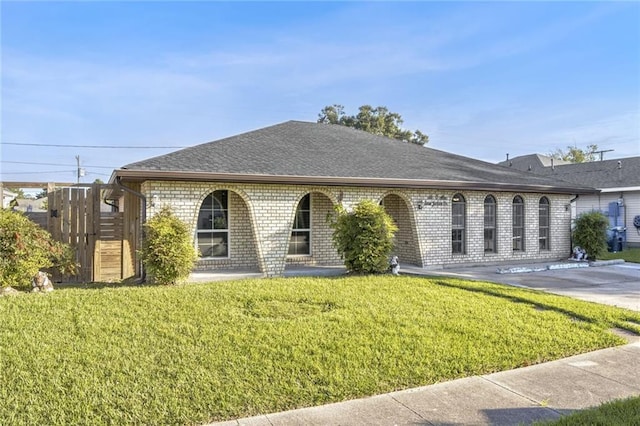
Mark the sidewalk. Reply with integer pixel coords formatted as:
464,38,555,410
212,341,640,426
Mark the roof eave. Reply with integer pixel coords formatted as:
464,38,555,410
112,169,598,195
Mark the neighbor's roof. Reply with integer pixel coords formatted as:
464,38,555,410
529,156,640,190
114,121,596,194
498,154,571,173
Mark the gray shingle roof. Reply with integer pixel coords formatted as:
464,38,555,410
527,156,640,189
498,154,571,173
120,121,594,193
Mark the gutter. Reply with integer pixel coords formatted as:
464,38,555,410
114,169,599,195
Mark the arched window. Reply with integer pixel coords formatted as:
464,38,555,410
452,193,466,254
289,194,311,255
512,195,525,251
197,190,229,258
484,195,497,253
539,197,550,250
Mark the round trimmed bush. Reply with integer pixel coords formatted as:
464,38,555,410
140,206,197,285
330,199,398,274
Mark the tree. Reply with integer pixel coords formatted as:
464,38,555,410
549,144,598,163
317,104,429,146
330,200,398,274
139,206,197,285
5,187,26,199
572,211,608,260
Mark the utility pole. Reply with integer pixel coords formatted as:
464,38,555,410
76,155,85,183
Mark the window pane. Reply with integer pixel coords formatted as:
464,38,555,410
201,193,213,210
212,190,228,210
197,232,228,258
513,229,524,251
299,194,310,210
539,198,550,251
213,211,227,229
539,231,548,250
198,211,213,230
294,210,310,230
197,190,230,258
288,231,310,255
484,229,495,252
539,214,549,227
484,196,496,254
452,196,465,254
452,229,464,254
290,194,311,255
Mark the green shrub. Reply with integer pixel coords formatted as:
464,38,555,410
330,199,398,274
0,209,78,289
139,206,197,285
572,210,608,260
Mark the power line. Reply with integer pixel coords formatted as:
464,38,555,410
2,160,117,169
1,142,187,149
1,170,77,175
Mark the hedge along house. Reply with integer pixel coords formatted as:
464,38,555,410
110,121,596,278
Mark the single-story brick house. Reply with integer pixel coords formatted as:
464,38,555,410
500,154,640,248
111,121,596,277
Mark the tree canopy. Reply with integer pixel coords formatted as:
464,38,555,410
549,144,598,163
317,104,429,146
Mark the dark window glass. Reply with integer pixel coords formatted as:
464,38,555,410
513,196,525,251
484,195,496,253
452,193,465,254
197,190,229,258
289,194,311,255
539,197,550,250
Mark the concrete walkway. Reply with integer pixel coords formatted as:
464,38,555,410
212,341,640,426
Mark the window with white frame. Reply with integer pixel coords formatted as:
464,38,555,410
484,195,497,253
197,190,229,258
512,195,525,251
452,193,466,254
289,194,311,255
539,197,550,250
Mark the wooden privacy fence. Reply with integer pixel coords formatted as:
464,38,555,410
48,184,140,283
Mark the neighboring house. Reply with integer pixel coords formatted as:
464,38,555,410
111,121,596,277
3,188,17,208
12,197,47,213
501,155,640,248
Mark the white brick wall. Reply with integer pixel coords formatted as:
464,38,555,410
141,181,573,276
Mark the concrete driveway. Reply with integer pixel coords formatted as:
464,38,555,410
407,262,640,312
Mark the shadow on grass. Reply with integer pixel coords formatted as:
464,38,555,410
432,278,640,335
55,278,161,291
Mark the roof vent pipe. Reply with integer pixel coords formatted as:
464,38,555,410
551,158,554,170
618,160,622,169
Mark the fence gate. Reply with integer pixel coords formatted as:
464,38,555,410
48,184,135,283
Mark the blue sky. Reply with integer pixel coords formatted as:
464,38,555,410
2,1,639,184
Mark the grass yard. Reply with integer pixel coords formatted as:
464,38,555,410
600,247,640,264
537,396,640,425
1,275,639,425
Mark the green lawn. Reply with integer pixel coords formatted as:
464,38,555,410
1,276,639,425
600,247,640,263
538,396,640,425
